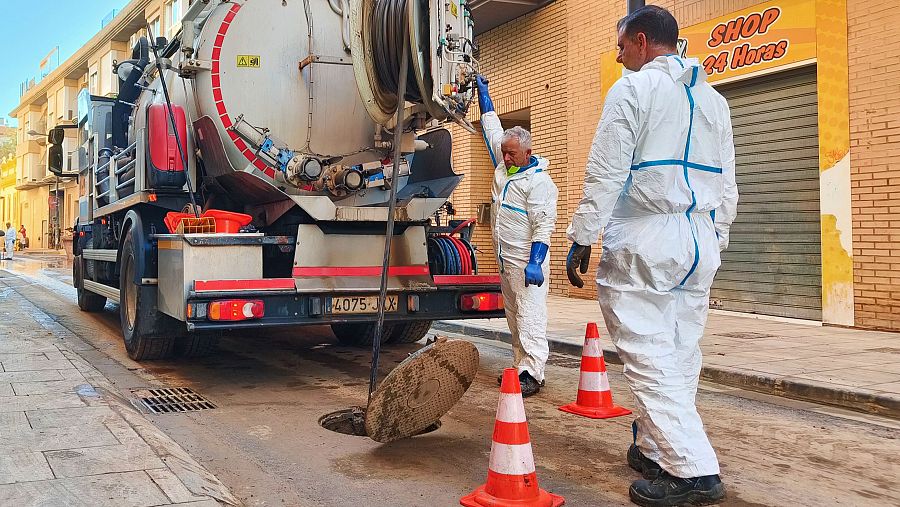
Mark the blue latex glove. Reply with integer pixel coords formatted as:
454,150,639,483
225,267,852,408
525,242,549,287
476,75,494,114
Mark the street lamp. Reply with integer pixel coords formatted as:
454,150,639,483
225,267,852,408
26,129,61,250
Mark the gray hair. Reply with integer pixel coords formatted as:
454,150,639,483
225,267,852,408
501,126,532,150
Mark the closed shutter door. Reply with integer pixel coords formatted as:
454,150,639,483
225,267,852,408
711,66,822,321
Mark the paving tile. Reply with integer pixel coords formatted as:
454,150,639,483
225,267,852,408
859,364,900,375
0,393,86,413
0,351,67,363
44,443,165,478
146,468,211,504
868,381,900,394
0,383,12,396
0,422,119,453
11,379,92,396
0,369,64,383
0,356,74,372
26,406,117,430
790,368,900,388
0,452,54,485
0,471,171,507
708,359,828,377
0,411,30,431
167,500,220,507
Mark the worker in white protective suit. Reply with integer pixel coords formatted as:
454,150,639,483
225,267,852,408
476,75,558,398
566,6,737,506
3,223,14,260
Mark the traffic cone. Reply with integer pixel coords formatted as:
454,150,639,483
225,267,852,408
460,368,565,507
559,323,632,419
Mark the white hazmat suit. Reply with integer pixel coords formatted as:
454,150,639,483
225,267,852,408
483,111,559,383
567,55,738,478
3,227,14,260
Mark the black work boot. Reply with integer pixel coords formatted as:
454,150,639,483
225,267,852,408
629,472,726,506
518,371,542,397
627,444,663,480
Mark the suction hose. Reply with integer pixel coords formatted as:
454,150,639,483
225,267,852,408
371,0,425,105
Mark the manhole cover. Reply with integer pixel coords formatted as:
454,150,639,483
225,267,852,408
131,387,216,414
365,337,478,443
714,332,774,340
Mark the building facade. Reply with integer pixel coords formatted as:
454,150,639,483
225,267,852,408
9,0,188,250
450,0,899,331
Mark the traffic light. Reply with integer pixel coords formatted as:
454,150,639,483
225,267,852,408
47,126,65,175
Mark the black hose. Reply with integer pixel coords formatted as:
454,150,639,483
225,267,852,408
372,0,422,103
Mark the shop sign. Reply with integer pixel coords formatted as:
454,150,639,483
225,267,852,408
681,0,816,82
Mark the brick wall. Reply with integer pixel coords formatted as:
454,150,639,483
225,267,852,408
461,0,773,298
847,1,900,330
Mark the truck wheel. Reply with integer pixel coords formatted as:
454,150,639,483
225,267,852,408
74,255,107,312
388,321,433,344
175,332,220,358
120,228,176,361
331,323,395,347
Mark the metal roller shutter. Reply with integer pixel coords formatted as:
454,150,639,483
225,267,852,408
711,66,822,321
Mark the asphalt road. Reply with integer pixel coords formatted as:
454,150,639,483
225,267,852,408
4,258,899,507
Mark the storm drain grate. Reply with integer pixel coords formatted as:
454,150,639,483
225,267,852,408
714,332,775,340
131,387,216,414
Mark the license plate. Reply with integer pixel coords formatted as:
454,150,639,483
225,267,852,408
329,296,399,315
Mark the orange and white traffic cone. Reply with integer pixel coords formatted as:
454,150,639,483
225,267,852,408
559,323,632,419
460,368,565,507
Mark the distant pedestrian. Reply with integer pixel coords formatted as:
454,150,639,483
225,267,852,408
3,222,14,260
18,225,26,250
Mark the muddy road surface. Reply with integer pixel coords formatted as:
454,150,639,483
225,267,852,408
2,259,898,507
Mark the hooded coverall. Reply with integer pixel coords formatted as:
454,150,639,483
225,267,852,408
482,111,559,383
567,55,739,478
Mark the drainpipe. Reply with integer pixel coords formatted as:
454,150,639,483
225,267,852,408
628,0,644,14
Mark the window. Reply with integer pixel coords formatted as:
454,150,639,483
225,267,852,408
149,17,161,39
89,72,98,94
170,0,181,27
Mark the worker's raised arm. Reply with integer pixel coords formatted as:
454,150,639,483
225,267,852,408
715,107,739,251
476,75,503,167
567,79,639,247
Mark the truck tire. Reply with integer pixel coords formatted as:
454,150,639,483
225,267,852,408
74,255,107,312
120,228,176,361
331,323,395,347
388,321,433,344
175,332,220,358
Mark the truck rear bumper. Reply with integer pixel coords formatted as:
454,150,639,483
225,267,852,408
184,279,504,331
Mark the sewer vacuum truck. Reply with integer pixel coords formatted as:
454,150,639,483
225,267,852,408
48,0,504,360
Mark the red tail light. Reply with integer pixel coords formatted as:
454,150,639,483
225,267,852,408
208,299,264,321
460,292,504,312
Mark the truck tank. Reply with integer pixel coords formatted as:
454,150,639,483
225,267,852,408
127,0,479,225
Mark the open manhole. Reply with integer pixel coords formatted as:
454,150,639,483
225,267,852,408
320,338,478,442
319,407,440,437
131,387,216,414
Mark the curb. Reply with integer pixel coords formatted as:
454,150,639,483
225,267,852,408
433,321,899,420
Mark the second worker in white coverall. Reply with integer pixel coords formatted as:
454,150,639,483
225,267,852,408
476,75,558,398
566,6,738,507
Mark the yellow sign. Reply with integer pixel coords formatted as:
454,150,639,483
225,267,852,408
449,1,458,18
236,55,260,68
681,0,816,82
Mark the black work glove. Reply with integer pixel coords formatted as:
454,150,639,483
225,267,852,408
566,243,592,288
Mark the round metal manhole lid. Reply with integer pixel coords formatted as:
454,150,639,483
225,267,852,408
365,337,479,443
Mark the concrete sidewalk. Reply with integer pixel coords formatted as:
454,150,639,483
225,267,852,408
437,295,900,419
0,271,239,506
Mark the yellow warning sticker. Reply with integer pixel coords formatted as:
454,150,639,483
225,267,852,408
449,1,458,18
236,55,260,68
